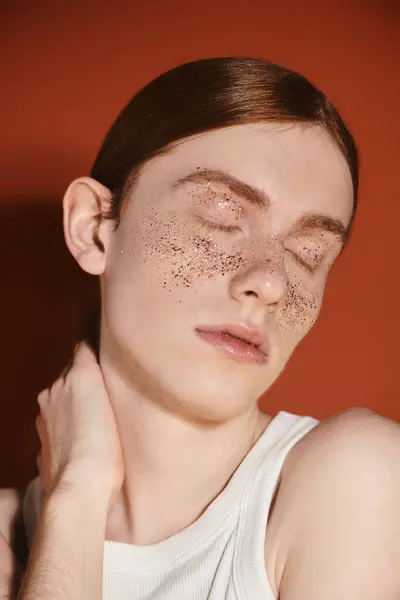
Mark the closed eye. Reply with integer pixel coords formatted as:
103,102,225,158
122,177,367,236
285,249,321,274
196,217,240,234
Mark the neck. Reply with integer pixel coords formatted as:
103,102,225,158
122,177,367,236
100,357,271,546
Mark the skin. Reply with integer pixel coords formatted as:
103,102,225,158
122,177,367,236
62,122,353,545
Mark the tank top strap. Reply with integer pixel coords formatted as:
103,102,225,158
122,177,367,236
232,411,320,599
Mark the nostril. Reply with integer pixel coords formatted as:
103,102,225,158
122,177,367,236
244,290,257,297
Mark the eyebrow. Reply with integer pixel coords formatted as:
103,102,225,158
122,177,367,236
291,213,348,246
172,168,348,245
172,169,269,209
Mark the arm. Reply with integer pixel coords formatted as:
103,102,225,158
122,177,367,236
17,484,110,600
14,342,123,600
278,409,400,599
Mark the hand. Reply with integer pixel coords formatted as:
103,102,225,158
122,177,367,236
35,342,124,506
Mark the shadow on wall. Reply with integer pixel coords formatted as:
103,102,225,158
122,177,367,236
0,199,99,489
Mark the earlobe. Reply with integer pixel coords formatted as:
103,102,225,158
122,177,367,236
63,177,112,275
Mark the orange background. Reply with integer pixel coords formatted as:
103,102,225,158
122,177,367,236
1,1,399,488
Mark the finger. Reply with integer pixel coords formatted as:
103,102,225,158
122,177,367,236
73,340,98,367
37,389,48,408
60,340,82,381
35,415,43,439
61,353,75,381
63,341,97,375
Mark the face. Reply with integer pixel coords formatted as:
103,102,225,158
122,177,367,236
99,123,353,422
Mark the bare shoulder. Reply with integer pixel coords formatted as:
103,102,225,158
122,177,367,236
281,406,399,469
283,407,400,485
270,408,400,598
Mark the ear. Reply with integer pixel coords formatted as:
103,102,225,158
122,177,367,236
63,177,113,275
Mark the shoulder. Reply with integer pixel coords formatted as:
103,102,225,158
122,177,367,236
287,405,399,458
273,408,400,597
285,407,400,478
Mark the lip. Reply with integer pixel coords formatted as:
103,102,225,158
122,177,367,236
195,323,269,365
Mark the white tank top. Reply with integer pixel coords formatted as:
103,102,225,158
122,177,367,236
23,410,319,599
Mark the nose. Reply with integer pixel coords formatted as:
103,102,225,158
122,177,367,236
229,261,288,311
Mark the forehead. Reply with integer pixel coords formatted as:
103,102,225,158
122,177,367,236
134,123,354,227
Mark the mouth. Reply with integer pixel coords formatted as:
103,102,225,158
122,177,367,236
195,324,269,365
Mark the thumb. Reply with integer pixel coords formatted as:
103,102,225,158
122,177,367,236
73,341,99,367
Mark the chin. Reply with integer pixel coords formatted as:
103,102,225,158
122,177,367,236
162,363,270,424
110,332,279,422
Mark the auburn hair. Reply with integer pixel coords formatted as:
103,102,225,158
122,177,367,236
91,57,358,232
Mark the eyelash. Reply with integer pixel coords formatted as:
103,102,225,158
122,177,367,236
198,219,240,234
286,249,319,275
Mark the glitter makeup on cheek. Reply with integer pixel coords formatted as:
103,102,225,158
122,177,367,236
278,277,321,332
166,233,246,288
275,252,328,335
132,184,252,291
277,233,335,332
133,206,247,292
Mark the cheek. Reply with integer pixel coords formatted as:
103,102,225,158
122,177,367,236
131,211,246,291
276,271,325,335
165,234,246,289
